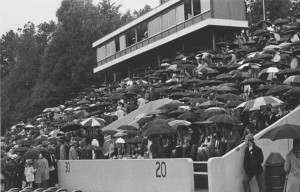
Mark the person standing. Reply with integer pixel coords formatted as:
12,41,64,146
34,153,49,189
242,134,265,192
3,157,17,190
284,139,300,192
69,141,78,160
24,159,36,188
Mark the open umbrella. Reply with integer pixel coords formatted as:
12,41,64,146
238,63,261,70
143,119,176,137
207,114,242,125
168,120,191,129
217,93,245,102
283,75,300,85
60,122,81,132
23,149,41,159
258,67,279,81
266,85,291,95
259,106,300,140
215,85,238,92
203,107,226,119
178,111,199,121
241,78,265,85
81,117,105,127
14,147,29,153
117,125,138,131
198,100,224,108
243,96,283,111
224,101,244,108
126,136,144,144
102,130,118,136
216,73,231,80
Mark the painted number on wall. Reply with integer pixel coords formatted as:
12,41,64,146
156,161,166,178
65,162,70,173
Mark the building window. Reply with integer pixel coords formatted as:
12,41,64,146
119,35,126,51
97,45,106,62
176,4,185,23
200,0,210,13
193,0,201,16
148,16,162,37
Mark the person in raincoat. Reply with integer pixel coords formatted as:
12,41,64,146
284,139,300,192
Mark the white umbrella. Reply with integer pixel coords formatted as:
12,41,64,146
116,138,125,144
168,120,191,129
168,64,177,70
238,63,261,70
161,62,170,67
43,108,52,113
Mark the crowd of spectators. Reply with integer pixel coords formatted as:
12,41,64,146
1,16,300,191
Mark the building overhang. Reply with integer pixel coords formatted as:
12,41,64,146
92,0,182,48
93,18,248,73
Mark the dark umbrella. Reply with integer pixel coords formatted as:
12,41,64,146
216,85,238,92
216,73,231,80
168,109,186,118
241,78,265,85
125,130,140,136
142,119,177,137
254,20,272,29
256,84,274,92
217,93,245,102
178,111,199,122
274,18,289,25
23,148,41,159
102,130,118,136
207,114,242,125
287,87,300,94
117,125,138,131
216,41,229,47
169,92,185,99
253,29,269,36
266,85,291,95
198,100,224,108
60,122,82,132
126,136,144,144
224,101,244,108
14,147,29,153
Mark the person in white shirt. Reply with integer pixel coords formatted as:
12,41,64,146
91,134,99,159
115,106,125,119
137,94,146,108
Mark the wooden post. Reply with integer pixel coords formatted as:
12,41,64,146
158,51,161,67
114,73,116,82
212,30,216,51
128,65,131,78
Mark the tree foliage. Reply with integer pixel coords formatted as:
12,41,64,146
0,0,152,132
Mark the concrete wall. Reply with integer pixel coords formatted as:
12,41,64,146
58,159,194,192
207,106,300,192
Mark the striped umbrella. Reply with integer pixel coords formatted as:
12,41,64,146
283,75,300,85
80,117,105,127
244,96,283,111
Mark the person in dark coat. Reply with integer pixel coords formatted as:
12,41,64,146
242,134,265,192
4,157,17,190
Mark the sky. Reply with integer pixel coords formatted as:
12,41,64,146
0,0,160,36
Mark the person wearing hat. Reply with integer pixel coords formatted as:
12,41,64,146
69,140,78,160
242,134,265,192
102,136,112,159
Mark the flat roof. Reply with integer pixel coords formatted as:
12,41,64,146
92,0,182,48
93,18,248,73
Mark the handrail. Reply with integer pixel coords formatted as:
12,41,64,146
97,11,211,67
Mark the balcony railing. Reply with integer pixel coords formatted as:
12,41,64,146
97,10,211,67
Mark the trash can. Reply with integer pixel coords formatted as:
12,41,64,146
265,152,285,192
